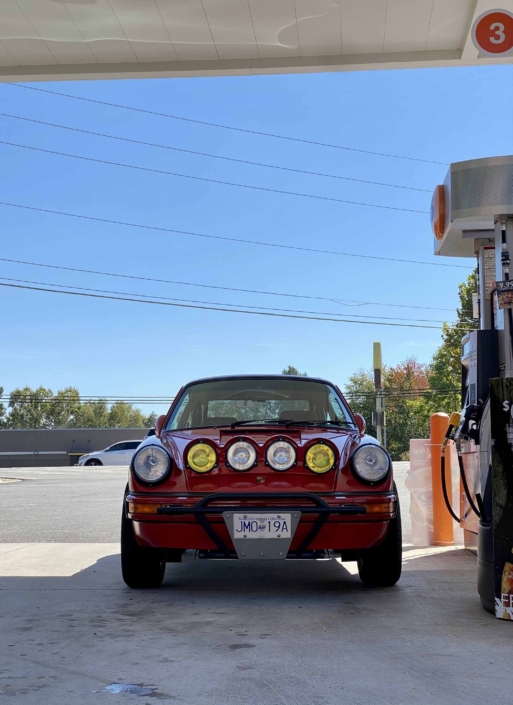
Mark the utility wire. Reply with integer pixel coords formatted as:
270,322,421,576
0,256,456,312
0,280,475,331
0,112,432,194
0,202,471,269
8,83,449,166
0,276,452,324
0,140,429,215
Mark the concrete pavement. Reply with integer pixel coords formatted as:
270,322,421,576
1,462,510,704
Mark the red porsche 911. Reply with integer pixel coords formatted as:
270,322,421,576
121,375,401,588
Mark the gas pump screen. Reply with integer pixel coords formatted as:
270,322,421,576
496,281,513,309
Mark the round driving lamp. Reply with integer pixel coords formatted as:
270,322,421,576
227,441,257,471
187,442,217,473
351,445,390,484
266,440,296,471
133,445,171,484
305,443,335,474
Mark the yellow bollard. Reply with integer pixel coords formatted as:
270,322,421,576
430,413,455,546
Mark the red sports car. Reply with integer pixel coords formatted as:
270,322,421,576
121,375,401,588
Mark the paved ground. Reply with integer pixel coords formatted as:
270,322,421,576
1,462,511,705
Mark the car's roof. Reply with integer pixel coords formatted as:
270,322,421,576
183,374,336,387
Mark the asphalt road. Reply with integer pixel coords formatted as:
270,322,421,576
0,462,412,543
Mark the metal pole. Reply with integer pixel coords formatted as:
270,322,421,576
373,342,385,446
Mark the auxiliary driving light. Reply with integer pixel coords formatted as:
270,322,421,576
351,445,390,484
133,445,171,484
226,441,257,471
266,440,296,471
305,443,335,474
187,442,217,473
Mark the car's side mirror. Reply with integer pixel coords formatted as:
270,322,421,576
354,413,366,435
155,414,166,437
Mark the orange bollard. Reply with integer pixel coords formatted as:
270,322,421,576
430,413,454,546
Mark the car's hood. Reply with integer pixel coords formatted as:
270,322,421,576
157,426,359,493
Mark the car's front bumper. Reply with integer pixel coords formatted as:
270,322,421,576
126,491,397,556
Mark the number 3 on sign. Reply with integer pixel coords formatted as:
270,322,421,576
472,9,513,56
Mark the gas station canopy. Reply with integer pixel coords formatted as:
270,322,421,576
0,0,512,83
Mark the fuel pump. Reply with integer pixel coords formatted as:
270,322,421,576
432,156,513,617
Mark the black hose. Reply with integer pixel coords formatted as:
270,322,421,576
457,451,482,519
441,451,461,523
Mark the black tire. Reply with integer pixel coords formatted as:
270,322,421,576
357,490,402,588
85,459,102,466
121,499,166,589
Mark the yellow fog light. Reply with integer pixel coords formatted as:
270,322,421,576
187,442,217,473
305,444,335,474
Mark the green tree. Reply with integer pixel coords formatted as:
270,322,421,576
282,365,308,376
427,269,477,414
144,411,158,428
50,387,81,428
344,369,377,438
73,399,110,428
107,401,150,428
0,387,6,428
7,386,54,429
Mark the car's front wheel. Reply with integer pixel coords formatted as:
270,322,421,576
85,459,102,466
121,498,165,589
357,491,402,588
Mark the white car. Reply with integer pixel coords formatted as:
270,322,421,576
78,440,143,467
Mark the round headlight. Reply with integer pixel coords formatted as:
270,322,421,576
187,442,217,473
133,445,171,483
267,440,296,471
352,445,390,483
227,441,257,471
305,443,335,474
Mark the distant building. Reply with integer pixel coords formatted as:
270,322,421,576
0,428,147,468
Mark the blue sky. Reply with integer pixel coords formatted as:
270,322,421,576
0,65,512,415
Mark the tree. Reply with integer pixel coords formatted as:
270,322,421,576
0,387,6,428
345,359,430,459
50,387,81,428
107,401,150,428
7,386,54,429
3,386,157,429
282,365,307,376
344,369,377,438
428,269,477,414
73,399,110,429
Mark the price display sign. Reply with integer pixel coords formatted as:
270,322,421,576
472,9,513,57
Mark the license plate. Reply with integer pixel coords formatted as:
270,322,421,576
232,513,291,539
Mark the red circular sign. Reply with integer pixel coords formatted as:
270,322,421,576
472,9,513,56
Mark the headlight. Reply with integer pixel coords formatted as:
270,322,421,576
267,440,296,471
305,443,335,474
227,441,256,471
187,442,217,473
351,445,390,484
133,445,171,484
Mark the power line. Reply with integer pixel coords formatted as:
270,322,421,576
0,202,471,269
0,256,457,312
0,112,432,194
0,280,476,331
8,83,449,166
0,276,451,324
0,140,429,215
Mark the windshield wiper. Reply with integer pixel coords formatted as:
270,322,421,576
230,418,292,428
284,419,355,428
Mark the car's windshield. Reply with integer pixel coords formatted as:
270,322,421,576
167,378,354,430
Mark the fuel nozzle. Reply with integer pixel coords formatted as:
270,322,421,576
454,404,483,446
442,412,461,452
